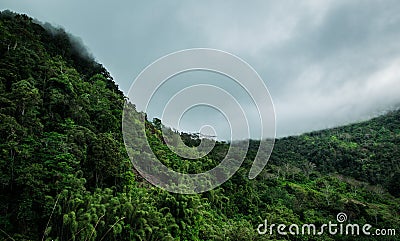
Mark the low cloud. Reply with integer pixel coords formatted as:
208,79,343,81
2,0,400,138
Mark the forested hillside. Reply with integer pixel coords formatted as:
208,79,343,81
0,11,399,240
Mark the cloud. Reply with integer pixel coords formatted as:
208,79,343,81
2,0,400,138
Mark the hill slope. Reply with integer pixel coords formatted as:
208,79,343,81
268,110,400,194
0,11,399,241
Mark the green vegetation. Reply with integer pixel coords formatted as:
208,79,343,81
0,10,399,240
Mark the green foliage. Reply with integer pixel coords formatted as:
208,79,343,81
0,10,399,241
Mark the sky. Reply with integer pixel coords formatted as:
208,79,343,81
2,0,400,138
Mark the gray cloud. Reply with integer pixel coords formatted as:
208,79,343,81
2,0,400,138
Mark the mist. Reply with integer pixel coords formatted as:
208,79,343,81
3,0,400,138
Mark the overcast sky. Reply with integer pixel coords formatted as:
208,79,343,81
2,0,400,138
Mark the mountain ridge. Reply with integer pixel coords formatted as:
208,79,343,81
0,10,399,241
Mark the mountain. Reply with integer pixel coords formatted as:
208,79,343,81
0,10,399,241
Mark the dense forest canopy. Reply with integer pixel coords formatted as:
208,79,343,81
0,10,399,240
